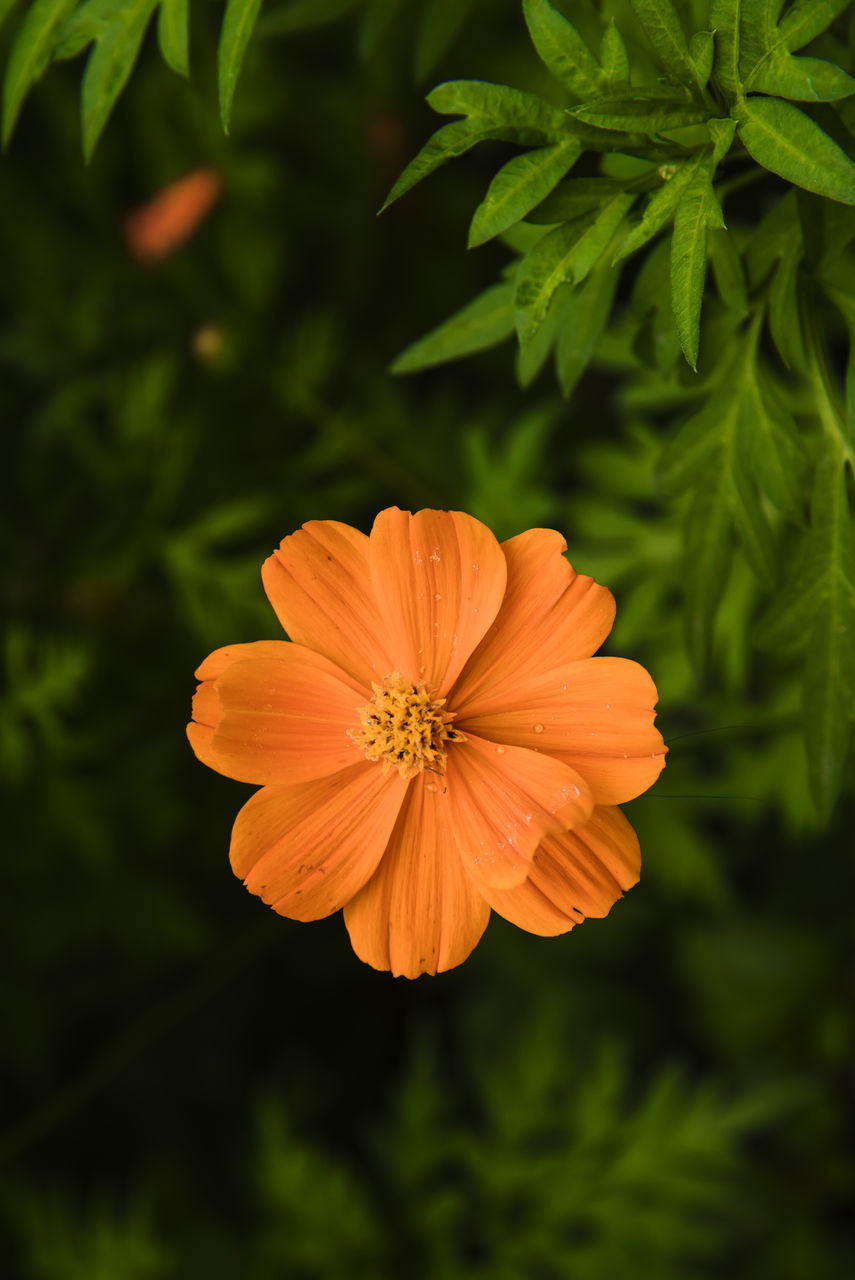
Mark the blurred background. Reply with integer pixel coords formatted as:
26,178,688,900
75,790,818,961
1,2,853,1276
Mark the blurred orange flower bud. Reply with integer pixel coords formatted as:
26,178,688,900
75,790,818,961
124,167,222,264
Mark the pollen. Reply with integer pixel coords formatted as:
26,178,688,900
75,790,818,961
350,673,464,779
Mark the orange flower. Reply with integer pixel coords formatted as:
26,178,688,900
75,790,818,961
188,508,666,977
124,168,222,264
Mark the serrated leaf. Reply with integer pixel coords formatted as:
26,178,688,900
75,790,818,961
710,0,741,99
158,0,189,77
572,96,710,133
689,30,715,89
670,164,721,370
78,0,158,160
614,152,704,263
554,254,623,397
629,0,702,93
391,281,515,373
218,0,264,133
736,96,855,206
522,0,602,99
2,0,79,144
708,227,749,315
600,21,629,93
750,49,855,101
768,224,806,368
468,139,581,248
515,192,633,343
730,449,777,579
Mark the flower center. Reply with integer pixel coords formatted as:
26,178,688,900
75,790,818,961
350,673,464,779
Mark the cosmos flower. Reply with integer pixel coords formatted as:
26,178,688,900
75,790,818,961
188,507,665,977
124,167,222,264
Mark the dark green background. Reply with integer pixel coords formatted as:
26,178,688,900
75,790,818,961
2,4,853,1276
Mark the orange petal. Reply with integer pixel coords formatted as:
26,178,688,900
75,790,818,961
231,762,408,921
262,521,391,689
187,641,366,784
457,657,666,805
210,653,365,785
479,806,640,936
368,508,507,696
343,771,490,977
125,167,222,265
452,528,615,715
446,734,593,890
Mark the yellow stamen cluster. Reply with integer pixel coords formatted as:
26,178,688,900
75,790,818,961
350,673,463,779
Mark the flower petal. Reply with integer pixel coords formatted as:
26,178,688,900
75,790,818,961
447,734,593,890
452,528,615,716
343,772,490,977
187,642,366,785
368,508,507,696
262,520,392,689
479,806,640,936
457,657,666,805
231,762,409,921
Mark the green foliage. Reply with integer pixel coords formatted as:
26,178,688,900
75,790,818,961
2,6,855,1280
383,0,855,817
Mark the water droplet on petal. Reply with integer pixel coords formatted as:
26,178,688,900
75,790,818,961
496,745,506,755
533,723,544,734
426,783,438,793
434,593,442,601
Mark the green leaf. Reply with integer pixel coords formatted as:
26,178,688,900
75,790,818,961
527,175,624,224
427,80,568,136
629,0,701,92
759,455,855,817
0,0,19,34
2,0,79,145
614,152,704,263
600,21,629,93
468,139,581,248
158,0,190,77
708,227,749,315
572,96,710,133
738,365,807,516
516,283,565,387
768,223,806,368
522,0,602,99
735,96,855,206
381,119,522,211
78,0,159,160
708,115,737,163
218,0,264,133
515,192,633,343
684,475,733,672
710,0,741,99
670,163,722,370
390,282,515,373
824,287,855,446
777,0,851,54
744,190,798,287
689,30,715,90
554,255,623,397
749,49,855,101
738,0,781,78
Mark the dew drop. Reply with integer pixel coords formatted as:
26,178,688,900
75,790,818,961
533,723,544,734
434,593,442,601
496,745,506,755
426,783,438,793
